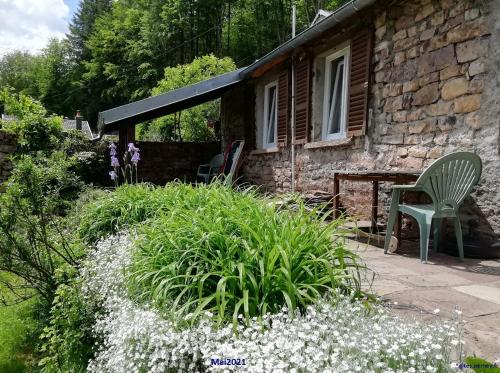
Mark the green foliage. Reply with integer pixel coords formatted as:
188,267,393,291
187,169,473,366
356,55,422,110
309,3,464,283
68,0,113,62
78,183,167,244
80,182,363,324
0,90,63,153
0,272,38,373
0,51,42,98
0,0,348,123
139,55,236,141
0,153,84,303
35,39,82,119
464,357,500,373
38,280,96,373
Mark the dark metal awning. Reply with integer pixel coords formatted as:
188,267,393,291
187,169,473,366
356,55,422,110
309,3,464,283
98,67,246,134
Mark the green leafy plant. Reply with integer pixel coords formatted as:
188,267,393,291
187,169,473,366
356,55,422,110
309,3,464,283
117,182,365,324
78,183,167,244
138,55,236,142
464,357,500,373
0,90,62,154
0,153,84,304
38,279,97,373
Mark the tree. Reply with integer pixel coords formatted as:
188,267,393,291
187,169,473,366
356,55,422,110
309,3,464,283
36,39,82,118
0,51,42,97
67,0,113,62
139,54,236,142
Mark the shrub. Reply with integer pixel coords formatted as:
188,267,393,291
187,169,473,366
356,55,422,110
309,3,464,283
62,131,112,187
0,90,62,154
38,280,97,373
122,183,363,324
0,153,84,303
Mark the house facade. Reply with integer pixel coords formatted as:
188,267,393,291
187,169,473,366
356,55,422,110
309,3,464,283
220,0,500,247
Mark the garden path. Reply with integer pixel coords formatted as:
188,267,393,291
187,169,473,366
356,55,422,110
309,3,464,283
350,239,500,363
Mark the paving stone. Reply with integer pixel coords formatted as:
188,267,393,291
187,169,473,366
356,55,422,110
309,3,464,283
453,284,500,305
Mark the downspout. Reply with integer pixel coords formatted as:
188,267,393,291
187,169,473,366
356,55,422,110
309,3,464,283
291,4,296,193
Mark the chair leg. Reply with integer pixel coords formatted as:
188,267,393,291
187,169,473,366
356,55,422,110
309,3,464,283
384,190,401,254
418,215,433,263
453,218,465,261
433,218,442,252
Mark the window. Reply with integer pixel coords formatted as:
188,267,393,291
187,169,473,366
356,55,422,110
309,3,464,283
263,81,278,148
322,47,349,140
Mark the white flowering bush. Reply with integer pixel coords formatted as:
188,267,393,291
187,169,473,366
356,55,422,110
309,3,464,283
81,233,464,373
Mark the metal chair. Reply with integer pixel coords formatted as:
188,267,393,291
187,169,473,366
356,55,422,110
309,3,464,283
197,154,224,183
383,152,482,263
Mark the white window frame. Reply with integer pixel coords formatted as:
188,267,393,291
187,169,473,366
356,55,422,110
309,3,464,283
322,46,350,141
262,81,278,149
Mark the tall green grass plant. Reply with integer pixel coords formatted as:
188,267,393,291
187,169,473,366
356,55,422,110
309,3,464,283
120,183,365,324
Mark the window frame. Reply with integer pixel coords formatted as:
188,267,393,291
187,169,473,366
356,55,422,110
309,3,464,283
321,46,350,141
262,80,279,149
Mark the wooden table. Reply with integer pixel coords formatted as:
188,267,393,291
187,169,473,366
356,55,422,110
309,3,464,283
333,170,420,245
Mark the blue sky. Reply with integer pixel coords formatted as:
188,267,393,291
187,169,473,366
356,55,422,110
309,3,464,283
65,0,80,21
0,0,81,57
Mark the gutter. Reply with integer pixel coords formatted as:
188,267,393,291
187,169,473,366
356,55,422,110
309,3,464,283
240,0,377,79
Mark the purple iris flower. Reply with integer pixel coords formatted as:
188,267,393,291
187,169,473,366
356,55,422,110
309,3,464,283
128,143,139,153
109,170,118,181
111,156,120,167
131,151,140,165
109,142,117,156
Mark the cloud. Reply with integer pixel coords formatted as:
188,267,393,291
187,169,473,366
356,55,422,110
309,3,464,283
0,0,70,57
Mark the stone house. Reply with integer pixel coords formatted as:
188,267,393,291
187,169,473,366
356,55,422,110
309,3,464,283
98,0,500,253
219,0,500,251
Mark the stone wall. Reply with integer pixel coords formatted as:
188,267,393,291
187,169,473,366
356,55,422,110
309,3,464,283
0,130,16,187
136,141,220,185
223,0,500,249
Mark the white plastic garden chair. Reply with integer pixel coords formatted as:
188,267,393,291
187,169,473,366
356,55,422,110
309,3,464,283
197,154,224,183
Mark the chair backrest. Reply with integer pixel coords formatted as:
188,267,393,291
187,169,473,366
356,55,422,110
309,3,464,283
209,154,225,169
222,140,245,184
415,152,482,211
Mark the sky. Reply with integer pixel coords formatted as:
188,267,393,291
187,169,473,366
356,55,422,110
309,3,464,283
0,0,80,57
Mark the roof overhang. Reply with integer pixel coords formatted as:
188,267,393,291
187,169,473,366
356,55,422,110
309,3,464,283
98,67,246,134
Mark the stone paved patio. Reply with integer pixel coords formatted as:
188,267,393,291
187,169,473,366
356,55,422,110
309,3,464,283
349,238,500,362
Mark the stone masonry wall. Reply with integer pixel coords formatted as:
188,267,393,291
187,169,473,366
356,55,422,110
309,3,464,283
225,0,500,247
0,130,16,187
136,141,220,185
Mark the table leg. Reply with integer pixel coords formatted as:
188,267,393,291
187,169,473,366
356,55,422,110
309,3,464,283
371,180,379,232
333,173,340,219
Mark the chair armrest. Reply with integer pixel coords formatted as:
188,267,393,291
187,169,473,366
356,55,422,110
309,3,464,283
198,164,210,174
391,184,422,191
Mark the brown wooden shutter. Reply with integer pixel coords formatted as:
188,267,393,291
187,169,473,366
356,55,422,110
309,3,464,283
277,71,289,146
347,28,373,136
294,58,311,144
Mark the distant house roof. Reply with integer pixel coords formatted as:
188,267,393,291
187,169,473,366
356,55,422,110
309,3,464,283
98,0,377,134
1,113,95,140
98,67,246,134
62,119,95,140
1,114,17,122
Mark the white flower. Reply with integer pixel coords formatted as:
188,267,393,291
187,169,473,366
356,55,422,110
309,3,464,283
81,232,465,373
